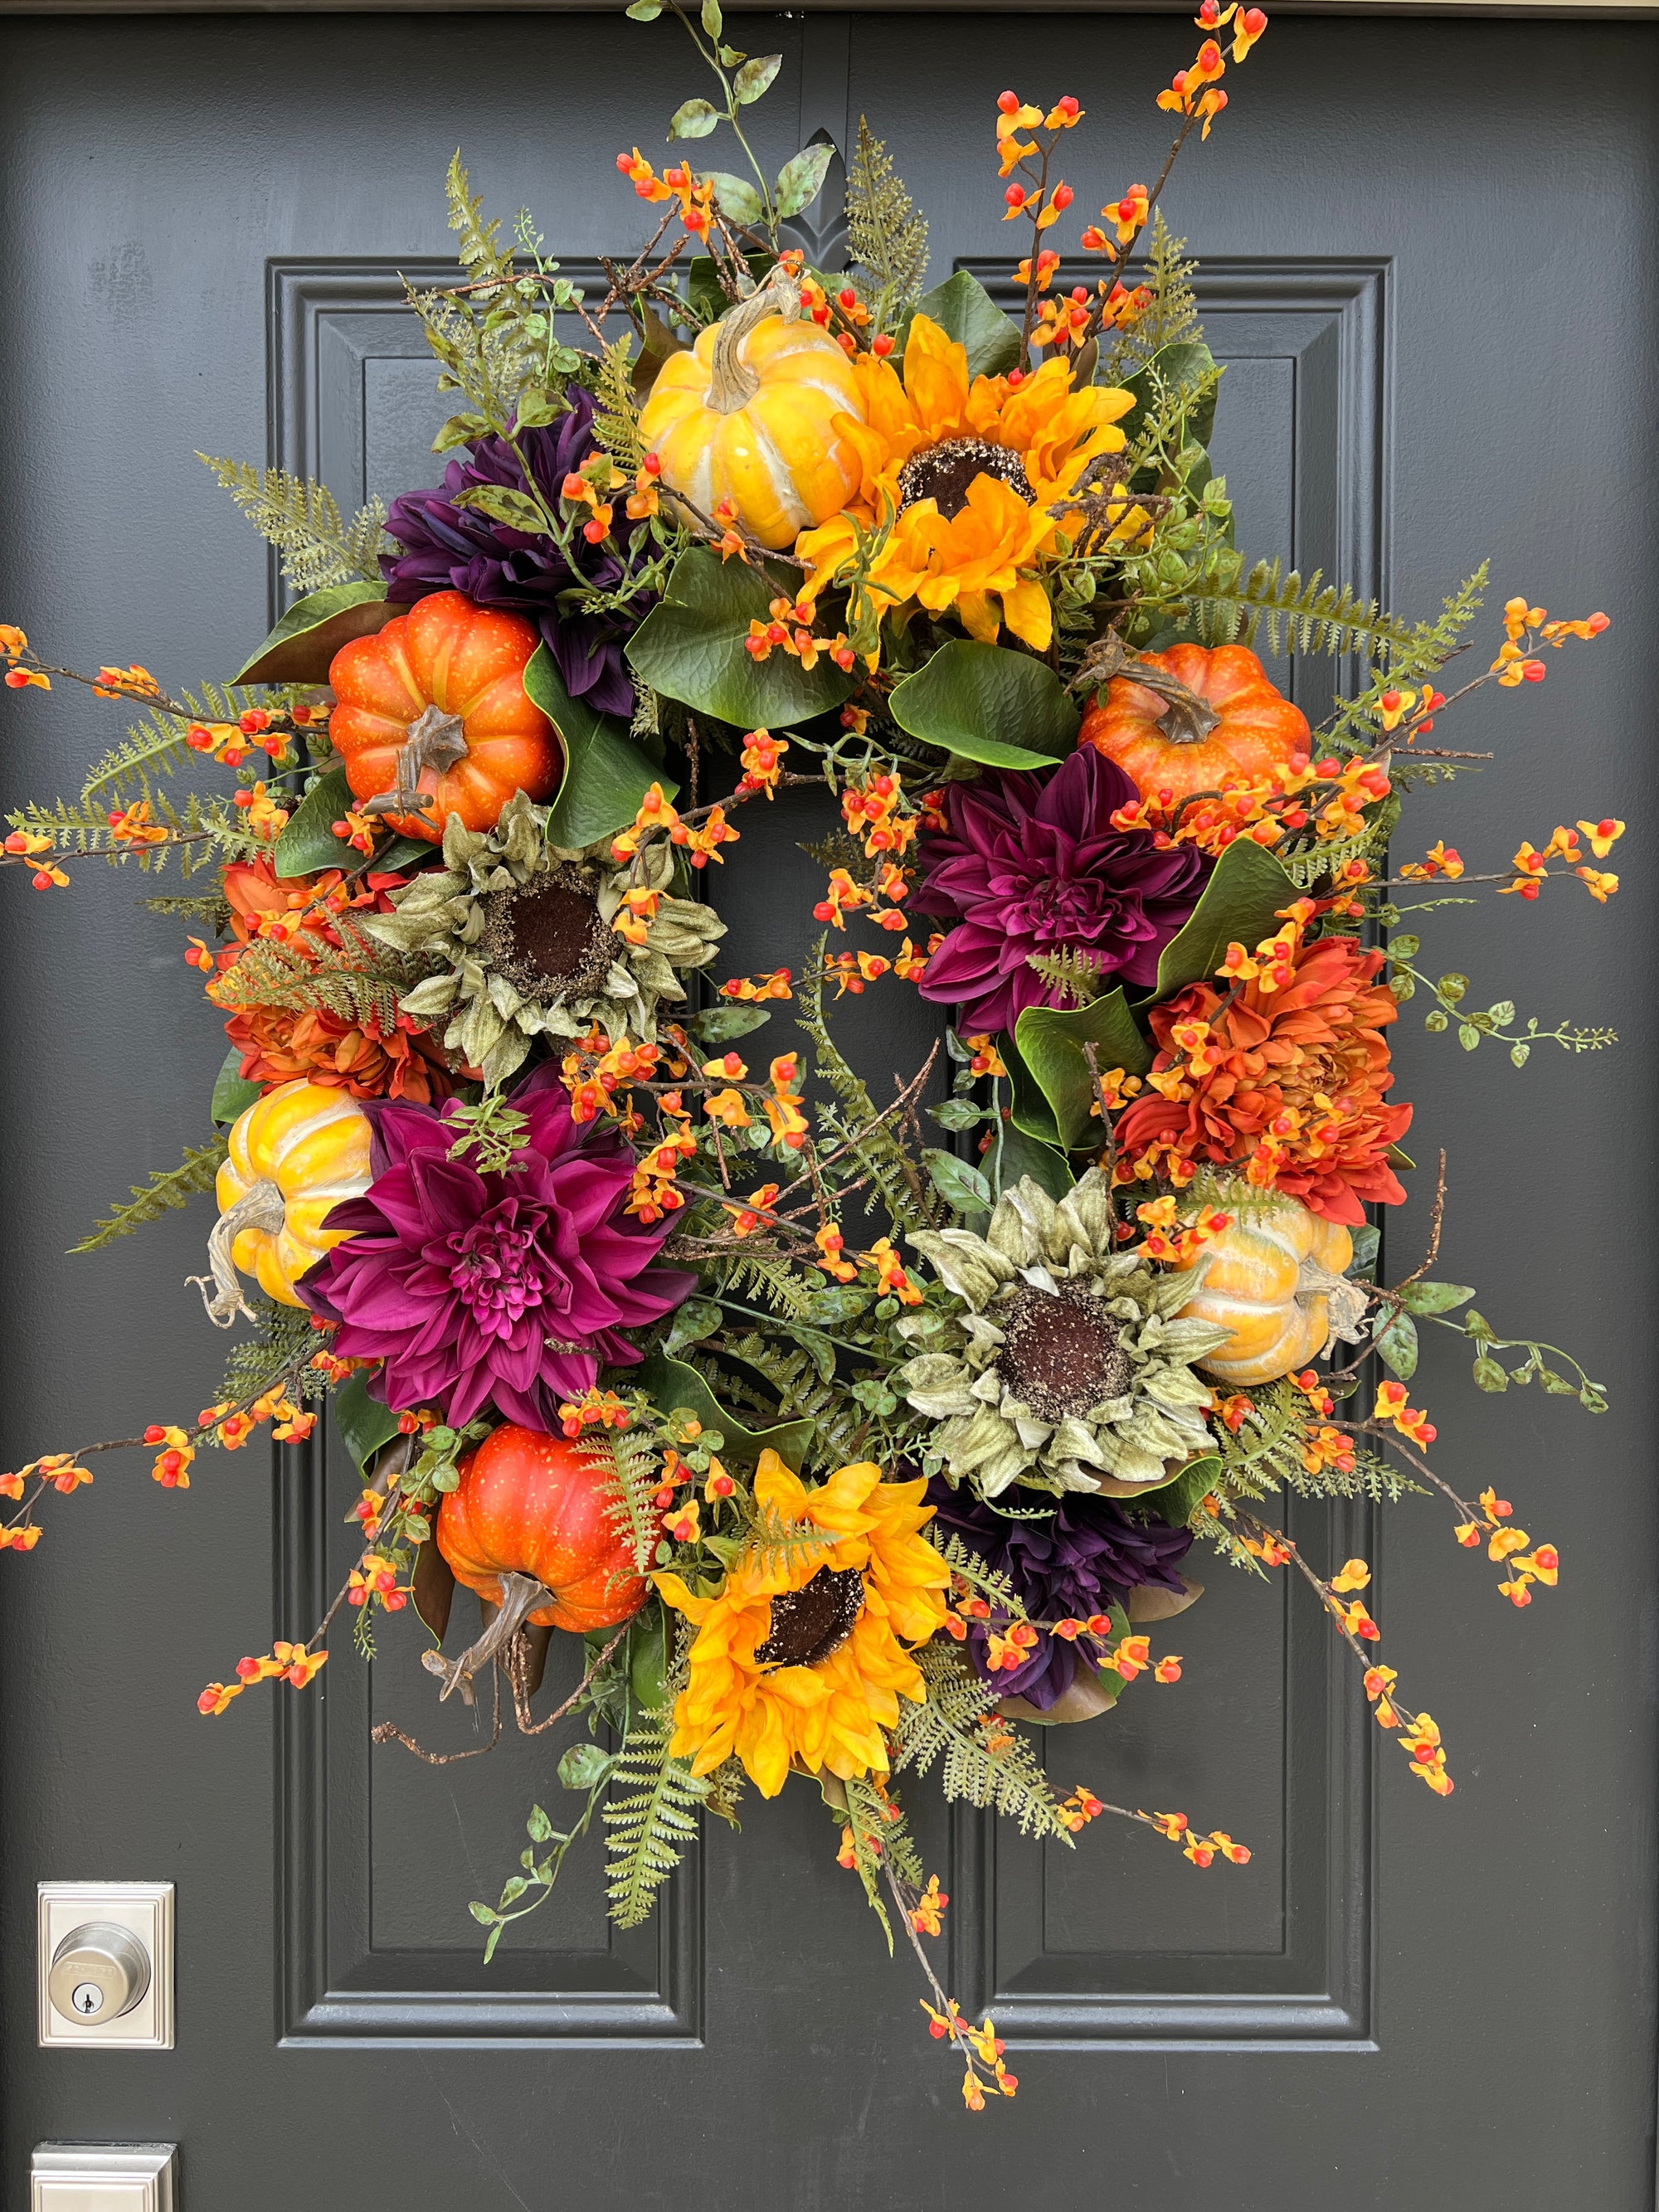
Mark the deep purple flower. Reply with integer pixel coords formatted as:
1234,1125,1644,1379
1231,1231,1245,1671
299,1065,694,1431
381,389,647,718
912,747,1211,1036
927,1479,1194,1711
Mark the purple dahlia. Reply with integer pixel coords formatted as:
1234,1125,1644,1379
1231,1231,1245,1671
381,388,647,718
299,1065,694,1431
912,746,1211,1036
927,1479,1193,1712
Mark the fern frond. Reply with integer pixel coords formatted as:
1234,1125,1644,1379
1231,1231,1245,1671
840,1773,896,1945
211,916,426,1031
1024,946,1109,1009
81,680,261,812
798,961,939,1237
744,1502,841,1582
1321,563,1489,757
846,119,929,332
590,332,644,472
1186,559,1418,659
445,150,513,287
218,1295,323,1407
895,1644,1072,1840
602,1704,707,1928
704,1756,747,1830
713,1248,820,1321
927,1529,1032,1621
142,890,232,927
714,1330,861,1463
1103,212,1200,378
596,1427,666,1575
198,455,388,594
73,1136,227,1254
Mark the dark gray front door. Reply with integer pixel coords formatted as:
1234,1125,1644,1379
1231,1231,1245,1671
2,11,1653,2205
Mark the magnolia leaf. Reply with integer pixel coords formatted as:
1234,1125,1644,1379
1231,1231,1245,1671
904,269,1021,380
634,1349,813,1471
210,1046,262,1128
989,1122,1074,1203
1002,1027,1061,1147
692,1003,772,1043
669,97,721,141
523,644,669,847
775,142,835,220
732,53,781,105
626,547,854,723
1346,1223,1381,1280
1373,1308,1419,1380
923,1148,992,1215
234,581,393,685
698,169,764,226
1397,1281,1475,1315
270,767,359,876
888,639,1077,768
1014,989,1152,1150
1143,837,1303,1005
333,1370,402,1475
1148,1456,1222,1528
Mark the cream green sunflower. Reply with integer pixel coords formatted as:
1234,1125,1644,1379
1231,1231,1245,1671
364,792,724,1087
897,1169,1232,1500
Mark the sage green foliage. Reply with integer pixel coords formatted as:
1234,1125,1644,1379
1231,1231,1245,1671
198,455,389,595
72,1135,227,1255
473,1779,616,1962
626,547,856,723
896,1642,1072,1840
845,118,930,333
888,640,1078,769
603,1702,708,1928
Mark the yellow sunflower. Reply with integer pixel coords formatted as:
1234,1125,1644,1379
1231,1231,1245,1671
654,1451,950,1798
794,314,1138,653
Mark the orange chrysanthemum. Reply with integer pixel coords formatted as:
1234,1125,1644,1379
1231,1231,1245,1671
210,857,455,1106
1113,927,1410,1226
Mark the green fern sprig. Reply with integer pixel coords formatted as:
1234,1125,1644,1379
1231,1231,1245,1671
1103,211,1200,379
896,1645,1072,1840
590,331,645,472
198,455,389,594
1321,563,1489,757
927,1529,1033,1621
603,1704,708,1928
217,1295,322,1408
597,1427,667,1576
72,1136,227,1255
445,149,513,287
713,1248,821,1322
80,680,261,813
1186,559,1420,659
845,118,930,333
714,1331,864,1463
1024,946,1109,1009
744,1502,841,1582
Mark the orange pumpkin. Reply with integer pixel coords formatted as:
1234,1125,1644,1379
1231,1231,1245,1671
328,591,561,843
1079,643,1311,802
436,1423,648,1634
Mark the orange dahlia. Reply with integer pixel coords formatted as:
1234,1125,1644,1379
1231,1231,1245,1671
1113,926,1411,1226
211,857,455,1106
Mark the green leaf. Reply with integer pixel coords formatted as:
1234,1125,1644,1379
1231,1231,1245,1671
732,53,780,104
1510,1042,1531,1069
698,170,764,226
929,1096,985,1131
271,767,359,878
1472,1354,1508,1393
1124,339,1221,450
1002,1027,1060,1146
433,410,489,454
1346,1223,1380,1280
210,1046,262,1129
802,1286,871,1325
795,1327,837,1384
923,1148,992,1214
333,1370,401,1475
634,1349,813,1471
905,269,1021,380
775,143,834,220
699,0,722,34
1373,1309,1418,1380
626,547,854,724
990,1121,1075,1203
669,97,721,141
234,581,392,686
692,1003,771,1043
1397,1281,1474,1316
512,389,566,431
1148,1455,1222,1527
559,1742,613,1791
527,1804,555,1842
1013,989,1152,1150
888,640,1078,768
625,0,662,17
1438,972,1469,1006
1142,837,1302,1005
664,1296,722,1356
523,644,669,848
454,484,550,535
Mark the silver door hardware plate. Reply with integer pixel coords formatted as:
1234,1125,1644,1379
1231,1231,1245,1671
32,2143,178,2212
36,1884,173,2049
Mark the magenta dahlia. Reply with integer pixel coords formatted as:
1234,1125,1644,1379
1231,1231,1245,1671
912,746,1211,1035
299,1066,694,1428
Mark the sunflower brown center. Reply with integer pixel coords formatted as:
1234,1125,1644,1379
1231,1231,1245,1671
479,865,612,1006
898,437,1034,522
755,1565,864,1670
996,1285,1131,1421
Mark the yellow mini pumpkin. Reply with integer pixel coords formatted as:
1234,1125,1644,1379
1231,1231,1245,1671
194,1079,372,1325
1180,1198,1368,1387
638,264,866,550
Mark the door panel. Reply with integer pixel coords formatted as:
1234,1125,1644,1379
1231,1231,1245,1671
2,12,1654,2208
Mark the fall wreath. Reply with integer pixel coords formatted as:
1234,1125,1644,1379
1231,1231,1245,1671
0,2,1618,2108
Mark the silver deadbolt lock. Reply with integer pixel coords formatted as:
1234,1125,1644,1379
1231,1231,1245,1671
48,1923,151,2025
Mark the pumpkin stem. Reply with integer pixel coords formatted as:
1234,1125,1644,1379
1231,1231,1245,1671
363,702,469,821
706,261,797,416
1150,682,1220,747
187,1178,285,1330
1297,1254,1370,1354
421,1569,551,1704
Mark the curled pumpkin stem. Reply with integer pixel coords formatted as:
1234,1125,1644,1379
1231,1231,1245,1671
421,1568,552,1704
363,701,468,819
706,260,797,414
187,1177,285,1330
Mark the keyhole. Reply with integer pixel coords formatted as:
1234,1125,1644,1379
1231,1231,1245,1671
71,1981,104,2015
